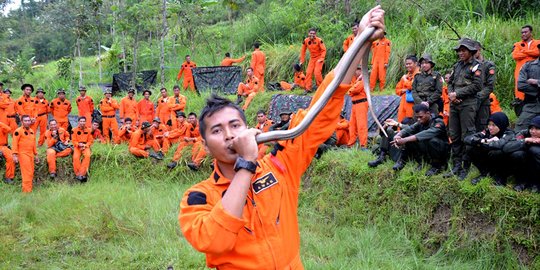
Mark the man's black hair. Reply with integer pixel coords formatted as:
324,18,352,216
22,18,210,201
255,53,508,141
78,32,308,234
308,27,317,33
199,94,247,141
352,22,359,27
188,112,197,117
225,52,231,57
522,25,533,32
21,114,30,121
173,85,180,90
125,117,132,123
160,87,167,91
257,109,266,115
293,63,301,71
185,54,190,58
49,119,57,124
78,116,87,122
246,67,253,72
413,104,430,113
405,54,417,62
253,42,260,49
21,83,34,92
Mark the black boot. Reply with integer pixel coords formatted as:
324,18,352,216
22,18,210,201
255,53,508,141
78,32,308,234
235,95,243,105
443,163,461,178
392,159,406,171
368,150,386,168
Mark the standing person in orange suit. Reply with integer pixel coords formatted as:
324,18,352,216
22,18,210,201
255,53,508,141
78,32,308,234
72,116,93,182
156,87,171,125
490,93,502,113
236,67,261,111
177,55,197,92
251,43,266,89
76,86,94,124
0,121,15,184
120,88,139,125
280,63,307,91
347,66,368,147
168,85,187,129
44,119,72,178
138,90,155,124
151,117,170,154
99,89,120,144
33,87,50,146
336,113,350,146
12,115,39,193
512,25,540,102
221,52,245,66
255,110,274,159
0,83,7,123
91,121,104,143
0,89,18,133
395,55,420,123
441,73,451,126
343,22,359,52
129,121,163,160
300,28,326,92
49,89,72,131
369,32,391,91
15,84,36,124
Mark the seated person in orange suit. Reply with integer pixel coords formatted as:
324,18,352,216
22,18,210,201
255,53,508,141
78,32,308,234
129,121,163,160
167,112,206,171
280,64,307,91
336,112,350,146
236,67,261,110
255,110,274,159
118,117,136,143
91,121,104,143
45,119,72,178
72,116,93,182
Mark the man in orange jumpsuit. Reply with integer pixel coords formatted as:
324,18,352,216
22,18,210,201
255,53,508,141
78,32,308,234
168,112,206,170
395,55,419,123
300,28,326,91
120,88,139,125
99,89,120,144
44,119,72,178
280,63,307,91
138,90,155,123
49,89,72,131
163,111,190,153
76,86,94,123
336,113,350,146
12,115,39,192
178,7,385,268
91,121,104,143
347,67,368,147
33,87,50,146
168,85,187,128
0,121,15,184
72,116,93,182
255,110,274,159
441,73,451,126
15,84,36,124
221,52,246,66
369,32,391,91
156,87,171,125
118,117,135,143
177,55,197,92
236,67,261,110
151,117,170,154
512,25,540,102
251,43,266,88
343,22,359,52
490,93,502,113
129,121,163,159
0,89,17,133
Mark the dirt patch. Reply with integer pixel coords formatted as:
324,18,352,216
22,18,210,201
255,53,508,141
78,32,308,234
462,213,496,241
424,204,451,254
512,241,532,266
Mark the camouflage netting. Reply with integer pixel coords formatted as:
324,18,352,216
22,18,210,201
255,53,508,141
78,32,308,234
192,66,242,94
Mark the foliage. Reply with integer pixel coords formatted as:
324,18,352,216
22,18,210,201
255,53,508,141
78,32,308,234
0,47,35,84
56,57,73,80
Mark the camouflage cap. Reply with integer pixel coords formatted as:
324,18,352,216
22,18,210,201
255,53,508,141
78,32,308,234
128,88,135,93
57,88,66,94
454,38,478,52
104,88,113,94
176,111,186,118
141,121,151,129
79,86,87,91
419,54,436,67
36,87,45,94
152,117,161,123
279,110,292,116
3,88,11,94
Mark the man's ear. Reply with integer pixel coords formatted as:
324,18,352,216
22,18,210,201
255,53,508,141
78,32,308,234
202,138,210,153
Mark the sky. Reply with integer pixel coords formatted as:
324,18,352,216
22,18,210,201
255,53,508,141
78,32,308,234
3,0,21,15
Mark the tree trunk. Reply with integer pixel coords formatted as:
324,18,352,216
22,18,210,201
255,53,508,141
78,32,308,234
344,0,350,15
132,28,139,92
98,36,102,82
77,38,83,87
122,31,127,73
160,0,167,87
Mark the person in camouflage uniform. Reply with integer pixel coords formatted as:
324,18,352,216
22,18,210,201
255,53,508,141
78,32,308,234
412,54,443,115
444,38,483,180
515,45,540,132
473,41,496,131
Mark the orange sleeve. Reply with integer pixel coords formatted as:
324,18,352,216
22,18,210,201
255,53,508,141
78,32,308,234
512,42,527,61
349,80,364,95
177,64,185,80
233,56,245,63
179,185,246,255
72,129,79,146
119,98,126,118
12,128,20,154
319,38,327,60
87,130,94,147
385,39,391,64
300,38,307,63
525,40,540,58
0,122,10,133
167,96,186,111
45,130,56,148
395,76,406,96
129,130,144,150
343,37,349,52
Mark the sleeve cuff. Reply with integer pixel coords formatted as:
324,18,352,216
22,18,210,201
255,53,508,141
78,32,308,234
209,201,246,234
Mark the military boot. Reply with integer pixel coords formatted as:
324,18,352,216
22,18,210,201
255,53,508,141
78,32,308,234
443,163,461,178
392,159,406,171
368,150,386,168
167,161,178,169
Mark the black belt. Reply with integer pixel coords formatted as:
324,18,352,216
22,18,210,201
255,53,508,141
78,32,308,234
102,115,115,118
7,115,16,118
37,112,48,117
352,98,367,104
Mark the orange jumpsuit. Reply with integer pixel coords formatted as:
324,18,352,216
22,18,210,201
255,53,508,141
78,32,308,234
300,36,326,91
179,71,348,269
0,94,17,133
441,85,450,126
15,95,35,119
33,97,50,146
237,76,261,110
511,39,540,100
164,120,190,150
347,79,368,147
151,123,170,153
156,96,171,124
251,49,266,88
99,97,120,143
395,67,420,122
12,126,37,193
76,95,94,123
490,93,502,113
370,37,391,91
221,56,245,66
255,119,274,159
138,99,155,123
172,123,206,166
92,128,104,143
343,33,355,52
129,129,160,158
120,96,139,122
49,98,72,130
118,125,135,143
177,61,197,92
168,95,187,128
72,125,93,177
0,122,15,180
336,118,350,146
45,128,72,174
280,71,307,91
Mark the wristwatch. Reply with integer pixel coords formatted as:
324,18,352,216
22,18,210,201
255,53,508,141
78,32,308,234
234,157,257,174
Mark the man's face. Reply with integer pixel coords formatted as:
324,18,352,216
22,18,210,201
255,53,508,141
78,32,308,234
58,93,66,100
257,113,266,124
354,68,362,78
4,91,10,98
177,116,185,123
415,110,431,125
352,25,358,35
105,93,112,99
487,121,500,136
420,60,432,72
49,121,58,131
529,126,540,139
188,115,197,125
144,92,150,99
280,114,290,122
152,121,159,128
202,107,247,165
92,122,99,130
79,90,86,96
173,88,180,96
161,89,167,97
405,59,416,72
457,47,472,62
23,87,32,96
247,69,253,77
186,56,191,62
521,27,532,41
444,74,451,83
37,92,44,99
308,30,316,39
78,118,87,128
22,117,31,128
125,120,132,127
128,92,134,98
